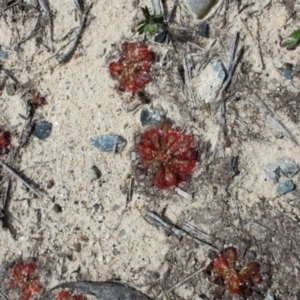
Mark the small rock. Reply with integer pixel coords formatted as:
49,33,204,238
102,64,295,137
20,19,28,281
119,229,126,237
278,158,299,177
32,120,52,140
183,0,217,18
244,250,257,262
154,31,168,43
88,165,101,181
6,83,17,96
264,294,275,300
140,108,163,126
197,22,209,37
283,63,293,79
276,180,295,196
265,158,298,183
0,50,8,59
193,60,226,103
264,163,280,183
91,134,127,152
53,204,62,213
289,198,300,206
93,203,100,212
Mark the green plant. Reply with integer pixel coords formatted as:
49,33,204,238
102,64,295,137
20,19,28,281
137,6,164,36
284,28,300,50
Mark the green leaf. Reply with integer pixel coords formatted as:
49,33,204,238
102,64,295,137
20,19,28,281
141,6,151,20
285,28,300,50
137,5,165,36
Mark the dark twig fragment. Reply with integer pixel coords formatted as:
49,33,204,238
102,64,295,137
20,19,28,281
56,3,92,63
0,161,44,198
146,211,218,250
50,281,152,300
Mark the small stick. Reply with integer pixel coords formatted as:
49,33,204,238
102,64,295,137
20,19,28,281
166,0,178,24
0,0,19,12
37,0,50,14
18,17,40,46
56,3,92,63
221,31,239,94
74,0,84,13
126,177,134,204
182,57,196,106
250,94,298,146
1,179,11,210
0,291,9,300
1,68,19,85
164,265,208,294
0,161,44,198
151,0,162,15
147,211,218,249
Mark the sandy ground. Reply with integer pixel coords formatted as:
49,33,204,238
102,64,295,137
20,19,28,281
0,0,300,299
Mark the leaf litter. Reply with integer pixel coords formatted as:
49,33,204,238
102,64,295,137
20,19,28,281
0,0,300,299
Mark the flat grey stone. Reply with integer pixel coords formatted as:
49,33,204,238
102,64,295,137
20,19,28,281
265,158,299,183
183,0,218,18
193,60,226,103
140,108,163,127
32,120,52,140
264,163,280,183
6,83,17,96
197,22,209,37
276,180,295,196
277,158,299,177
91,134,127,153
0,50,8,59
283,63,293,79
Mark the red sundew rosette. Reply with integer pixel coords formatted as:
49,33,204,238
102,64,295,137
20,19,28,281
109,42,154,94
137,121,198,189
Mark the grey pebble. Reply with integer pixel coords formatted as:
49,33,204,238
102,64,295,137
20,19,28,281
276,180,295,196
119,229,126,237
140,108,163,127
93,203,100,212
264,294,275,300
32,120,52,140
264,158,298,183
283,63,293,79
244,250,257,262
197,22,209,37
6,83,17,96
0,50,8,59
278,158,299,177
183,0,217,18
194,60,226,103
154,31,168,44
88,165,101,181
264,163,280,183
91,134,127,152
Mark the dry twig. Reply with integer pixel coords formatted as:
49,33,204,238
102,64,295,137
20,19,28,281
0,161,44,198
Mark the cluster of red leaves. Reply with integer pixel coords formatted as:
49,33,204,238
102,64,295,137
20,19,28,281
136,121,198,189
7,261,43,300
109,42,154,94
0,129,11,155
206,247,262,295
29,89,47,110
55,289,87,300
